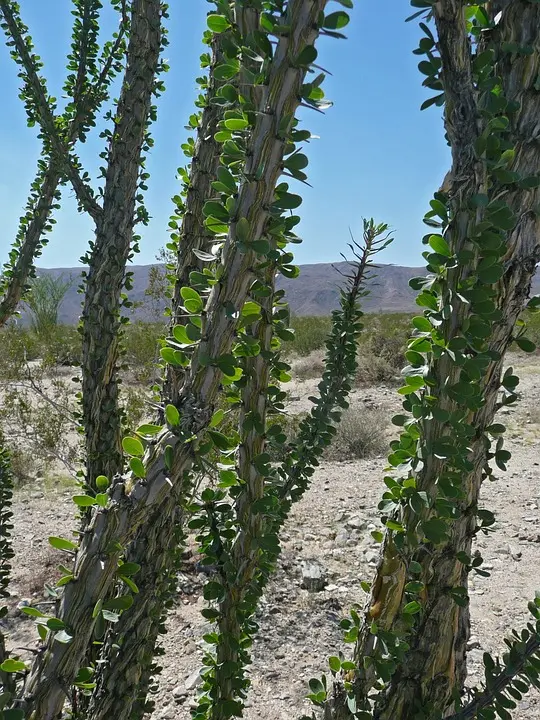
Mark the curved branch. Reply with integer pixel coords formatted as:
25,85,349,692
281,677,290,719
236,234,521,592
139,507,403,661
0,0,103,223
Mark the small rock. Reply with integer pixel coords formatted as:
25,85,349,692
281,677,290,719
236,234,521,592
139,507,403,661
364,549,379,564
185,668,202,691
345,515,365,530
16,599,32,615
172,685,187,700
300,559,326,592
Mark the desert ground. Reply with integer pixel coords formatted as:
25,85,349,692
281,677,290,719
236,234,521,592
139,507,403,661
2,352,540,719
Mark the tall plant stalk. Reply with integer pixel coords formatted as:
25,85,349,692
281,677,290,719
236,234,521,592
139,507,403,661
323,2,540,718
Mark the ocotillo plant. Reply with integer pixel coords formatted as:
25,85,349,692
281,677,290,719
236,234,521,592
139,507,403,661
82,4,362,719
314,2,540,719
0,1,359,719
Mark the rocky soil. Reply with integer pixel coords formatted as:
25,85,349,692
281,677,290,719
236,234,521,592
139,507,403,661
3,353,540,719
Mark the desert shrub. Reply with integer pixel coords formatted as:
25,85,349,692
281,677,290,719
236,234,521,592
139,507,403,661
355,313,411,385
513,310,540,352
0,325,40,378
6,446,39,486
122,384,152,433
324,407,388,461
24,273,72,335
1,368,81,475
290,350,326,381
283,315,332,357
354,353,399,385
122,321,165,383
41,325,82,366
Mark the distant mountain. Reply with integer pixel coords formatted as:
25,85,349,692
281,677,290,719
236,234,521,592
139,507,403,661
17,262,540,324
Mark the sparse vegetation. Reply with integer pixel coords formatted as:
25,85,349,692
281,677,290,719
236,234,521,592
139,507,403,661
324,407,388,461
23,274,72,335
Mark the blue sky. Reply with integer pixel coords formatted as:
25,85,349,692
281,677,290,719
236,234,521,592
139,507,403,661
0,1,450,269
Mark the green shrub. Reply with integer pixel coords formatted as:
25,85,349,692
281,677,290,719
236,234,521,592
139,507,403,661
41,325,82,366
0,325,39,379
516,310,540,351
122,321,166,383
355,313,411,385
284,315,332,357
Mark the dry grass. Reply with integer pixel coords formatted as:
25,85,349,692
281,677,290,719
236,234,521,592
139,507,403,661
290,351,326,381
324,407,388,461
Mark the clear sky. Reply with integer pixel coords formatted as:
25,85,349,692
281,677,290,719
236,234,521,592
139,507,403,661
0,1,450,270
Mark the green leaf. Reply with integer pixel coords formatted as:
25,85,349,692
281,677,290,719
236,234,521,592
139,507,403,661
172,324,196,345
72,495,97,507
403,601,422,614
122,436,145,457
207,14,231,32
95,475,109,490
422,518,448,544
235,217,250,243
46,617,66,631
273,192,302,209
49,536,77,552
103,595,134,611
308,678,325,694
0,659,27,673
224,117,249,131
328,656,341,673
210,409,225,428
478,264,504,284
4,710,25,720
129,457,146,479
136,424,162,436
164,445,174,470
516,336,536,353
120,576,139,594
241,301,261,319
207,430,233,451
165,404,180,426
486,423,506,435
213,59,240,80
412,316,432,332
119,562,141,577
428,235,451,256
323,11,350,29
405,581,425,593
180,287,203,313
204,581,225,601
21,606,47,618
95,493,108,507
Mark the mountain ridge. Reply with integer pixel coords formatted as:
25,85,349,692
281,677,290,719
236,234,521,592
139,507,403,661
18,262,540,323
